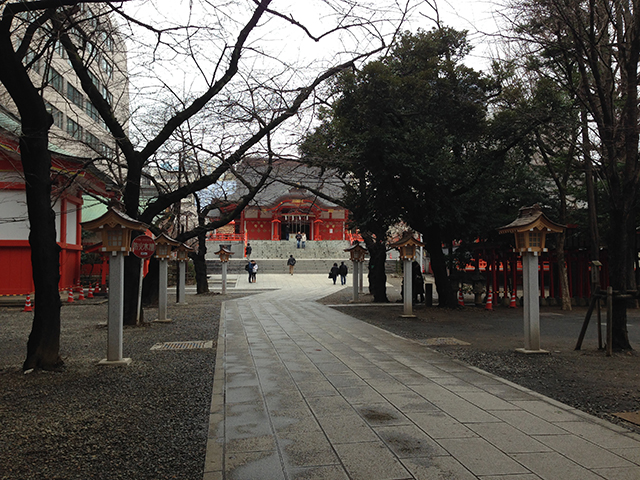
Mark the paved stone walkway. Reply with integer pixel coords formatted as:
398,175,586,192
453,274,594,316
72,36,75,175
203,274,640,479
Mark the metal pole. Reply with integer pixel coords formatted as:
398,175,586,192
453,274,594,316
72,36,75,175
136,258,144,323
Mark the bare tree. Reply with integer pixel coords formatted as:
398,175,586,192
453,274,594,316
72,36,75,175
0,0,412,369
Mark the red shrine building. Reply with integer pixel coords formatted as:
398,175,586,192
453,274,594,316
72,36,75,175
210,160,354,243
0,127,113,296
239,187,349,242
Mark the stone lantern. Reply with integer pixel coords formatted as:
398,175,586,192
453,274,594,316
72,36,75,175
344,241,368,301
214,246,234,295
154,233,180,323
81,208,148,365
499,204,564,353
176,243,194,305
390,232,425,317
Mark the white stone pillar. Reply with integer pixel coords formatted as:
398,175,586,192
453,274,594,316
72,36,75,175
402,259,414,317
221,262,228,295
100,251,131,365
352,261,359,302
520,252,543,352
156,258,171,323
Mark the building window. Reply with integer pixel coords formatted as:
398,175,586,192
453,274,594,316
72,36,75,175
47,67,63,92
45,102,64,129
66,83,84,109
85,101,100,122
86,131,100,151
66,117,83,140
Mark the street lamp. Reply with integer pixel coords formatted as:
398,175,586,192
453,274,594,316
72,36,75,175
499,204,564,353
81,208,148,365
390,232,425,317
154,233,180,323
344,241,368,302
214,246,234,294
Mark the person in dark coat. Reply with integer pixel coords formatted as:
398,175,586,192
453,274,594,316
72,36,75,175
245,243,252,259
287,255,296,275
412,261,425,303
245,261,252,283
329,263,340,285
338,261,348,285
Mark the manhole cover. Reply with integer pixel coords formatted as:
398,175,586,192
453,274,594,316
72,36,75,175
420,337,471,346
151,340,213,351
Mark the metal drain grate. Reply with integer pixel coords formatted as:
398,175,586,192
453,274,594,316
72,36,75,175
151,340,213,351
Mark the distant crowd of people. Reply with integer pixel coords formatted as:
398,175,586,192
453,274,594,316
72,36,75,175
242,234,352,285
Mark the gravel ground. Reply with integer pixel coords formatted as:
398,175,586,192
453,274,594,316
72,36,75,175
0,293,241,480
3,276,640,479
321,275,640,434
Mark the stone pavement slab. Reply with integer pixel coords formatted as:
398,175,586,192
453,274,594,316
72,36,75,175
203,274,640,479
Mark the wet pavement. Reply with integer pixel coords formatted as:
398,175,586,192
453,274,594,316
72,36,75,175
204,274,640,479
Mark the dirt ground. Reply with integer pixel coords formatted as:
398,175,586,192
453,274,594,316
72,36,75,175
319,275,640,433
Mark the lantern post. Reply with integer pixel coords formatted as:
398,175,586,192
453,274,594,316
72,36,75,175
499,204,564,353
175,243,194,305
390,233,425,317
81,208,148,365
214,246,234,294
344,242,367,302
154,233,181,323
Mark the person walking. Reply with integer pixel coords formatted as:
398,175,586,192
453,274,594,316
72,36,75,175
287,255,296,275
245,243,252,259
329,263,340,285
296,232,302,248
250,260,258,283
338,261,348,285
301,232,306,248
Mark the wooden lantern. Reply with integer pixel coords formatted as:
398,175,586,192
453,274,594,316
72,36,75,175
344,241,367,262
498,204,564,254
176,243,194,262
214,246,234,262
154,233,180,259
81,208,148,254
389,232,424,261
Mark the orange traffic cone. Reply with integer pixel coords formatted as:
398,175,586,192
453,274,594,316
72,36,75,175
458,289,464,307
23,294,33,312
87,284,94,299
78,285,85,301
485,289,493,311
67,288,74,303
509,290,517,308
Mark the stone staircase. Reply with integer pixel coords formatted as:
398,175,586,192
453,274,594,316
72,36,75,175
205,239,399,274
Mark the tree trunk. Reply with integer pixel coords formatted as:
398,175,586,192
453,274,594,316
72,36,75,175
424,225,456,308
361,233,388,303
21,132,63,371
608,209,632,350
555,231,571,311
141,257,159,308
192,232,209,294
123,254,143,325
0,22,63,371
